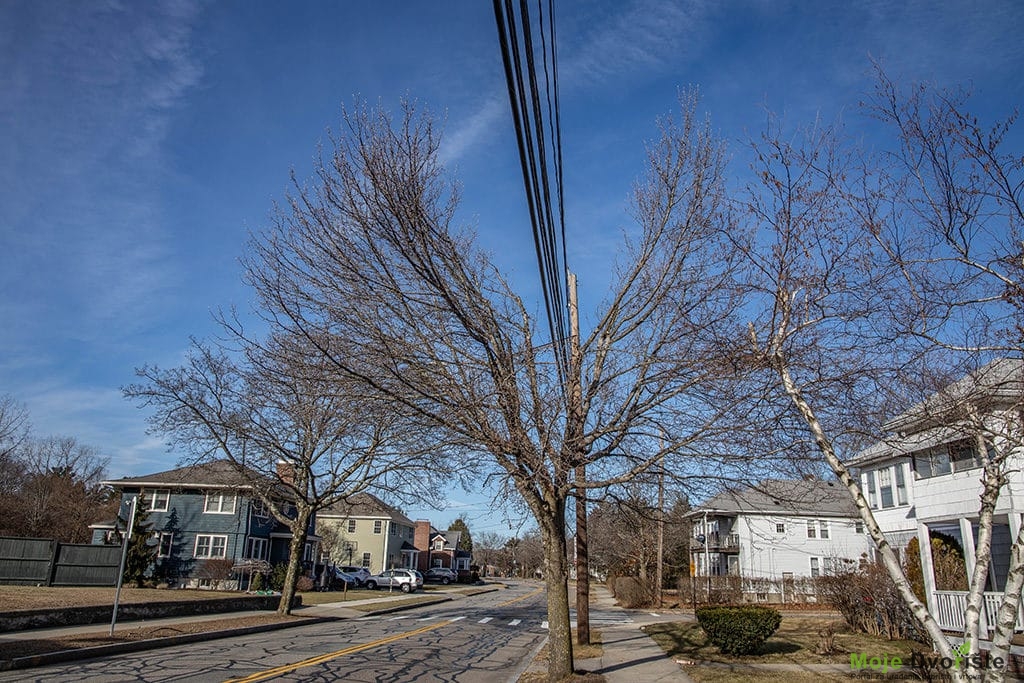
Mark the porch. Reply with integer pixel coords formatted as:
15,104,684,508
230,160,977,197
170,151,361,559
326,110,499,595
934,590,1024,632
919,512,1024,633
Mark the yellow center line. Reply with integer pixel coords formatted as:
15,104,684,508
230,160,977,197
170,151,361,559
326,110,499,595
224,619,453,683
497,586,544,607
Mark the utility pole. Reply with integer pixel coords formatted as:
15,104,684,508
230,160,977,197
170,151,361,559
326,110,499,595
569,271,590,646
655,463,665,608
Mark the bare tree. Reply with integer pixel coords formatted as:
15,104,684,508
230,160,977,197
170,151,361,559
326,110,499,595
244,94,744,679
125,332,435,614
735,70,1024,681
0,395,29,460
13,436,114,543
863,70,1024,678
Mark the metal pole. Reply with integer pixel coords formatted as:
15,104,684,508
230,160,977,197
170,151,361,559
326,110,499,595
110,495,138,636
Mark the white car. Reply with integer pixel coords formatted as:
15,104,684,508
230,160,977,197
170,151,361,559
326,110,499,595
339,566,372,586
364,569,419,593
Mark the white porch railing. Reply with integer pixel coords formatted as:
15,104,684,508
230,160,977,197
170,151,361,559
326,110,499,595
933,590,1024,632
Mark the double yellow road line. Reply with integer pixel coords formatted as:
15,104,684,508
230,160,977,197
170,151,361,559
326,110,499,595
227,587,544,682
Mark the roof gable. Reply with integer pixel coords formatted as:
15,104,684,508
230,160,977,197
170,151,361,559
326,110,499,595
320,492,414,526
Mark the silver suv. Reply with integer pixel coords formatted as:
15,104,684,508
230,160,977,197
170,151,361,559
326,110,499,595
365,569,419,593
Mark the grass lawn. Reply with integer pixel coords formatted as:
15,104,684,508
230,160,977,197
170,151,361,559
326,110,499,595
644,617,928,683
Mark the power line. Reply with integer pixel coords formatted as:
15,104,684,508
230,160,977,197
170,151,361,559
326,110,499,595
493,0,569,383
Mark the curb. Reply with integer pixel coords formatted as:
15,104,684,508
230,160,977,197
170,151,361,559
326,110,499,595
0,587,498,672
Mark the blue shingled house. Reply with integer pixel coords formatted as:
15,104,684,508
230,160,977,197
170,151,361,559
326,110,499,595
91,460,318,589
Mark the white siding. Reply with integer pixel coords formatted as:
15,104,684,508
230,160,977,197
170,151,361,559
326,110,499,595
735,513,870,579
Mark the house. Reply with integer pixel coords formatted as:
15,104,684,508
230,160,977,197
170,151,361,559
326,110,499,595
91,460,318,589
849,358,1024,633
686,479,870,601
414,521,472,575
315,493,419,573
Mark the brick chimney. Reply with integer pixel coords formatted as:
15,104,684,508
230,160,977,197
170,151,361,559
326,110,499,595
414,520,432,571
276,460,295,485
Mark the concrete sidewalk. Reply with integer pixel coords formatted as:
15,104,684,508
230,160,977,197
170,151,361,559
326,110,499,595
573,584,695,683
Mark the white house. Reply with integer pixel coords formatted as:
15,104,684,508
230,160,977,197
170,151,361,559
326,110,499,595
849,358,1024,634
686,479,871,601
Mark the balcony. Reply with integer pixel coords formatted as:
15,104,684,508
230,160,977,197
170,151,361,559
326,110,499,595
691,532,740,552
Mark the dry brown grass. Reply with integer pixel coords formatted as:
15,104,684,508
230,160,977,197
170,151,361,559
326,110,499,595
0,586,241,613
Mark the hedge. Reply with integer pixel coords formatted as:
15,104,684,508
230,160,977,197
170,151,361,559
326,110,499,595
695,605,782,655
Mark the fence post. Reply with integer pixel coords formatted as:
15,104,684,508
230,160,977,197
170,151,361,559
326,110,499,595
45,540,59,587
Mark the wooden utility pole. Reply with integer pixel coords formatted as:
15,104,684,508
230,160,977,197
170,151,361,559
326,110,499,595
655,464,665,608
569,271,590,645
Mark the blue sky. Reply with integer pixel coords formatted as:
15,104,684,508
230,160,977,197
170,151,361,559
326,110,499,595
2,0,1022,536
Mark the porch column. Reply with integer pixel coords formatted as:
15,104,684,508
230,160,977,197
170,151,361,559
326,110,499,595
1010,512,1023,629
959,517,987,633
917,521,938,618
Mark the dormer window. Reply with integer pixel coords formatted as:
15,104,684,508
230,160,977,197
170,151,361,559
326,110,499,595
433,538,444,551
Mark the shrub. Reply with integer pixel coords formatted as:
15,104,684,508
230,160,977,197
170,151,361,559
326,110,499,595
695,605,782,655
817,556,924,641
296,575,316,592
613,576,653,608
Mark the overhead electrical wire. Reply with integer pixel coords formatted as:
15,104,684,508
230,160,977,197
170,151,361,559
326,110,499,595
493,0,570,385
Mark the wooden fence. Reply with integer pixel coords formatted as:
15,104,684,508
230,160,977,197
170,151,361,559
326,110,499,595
0,536,121,586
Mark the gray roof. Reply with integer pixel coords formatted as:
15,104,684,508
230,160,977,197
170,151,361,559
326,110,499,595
850,358,1024,466
691,479,858,518
319,492,414,527
884,358,1024,433
102,460,259,489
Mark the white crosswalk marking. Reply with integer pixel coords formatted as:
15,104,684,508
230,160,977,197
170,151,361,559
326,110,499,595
389,615,410,620
478,617,493,623
450,616,466,621
508,619,521,626
649,612,660,617
418,616,436,621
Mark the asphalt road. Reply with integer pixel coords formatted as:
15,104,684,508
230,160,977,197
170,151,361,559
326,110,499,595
0,582,576,683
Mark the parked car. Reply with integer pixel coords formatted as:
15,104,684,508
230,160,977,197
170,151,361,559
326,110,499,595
339,566,372,586
329,569,360,590
365,569,419,593
411,569,424,590
423,567,458,585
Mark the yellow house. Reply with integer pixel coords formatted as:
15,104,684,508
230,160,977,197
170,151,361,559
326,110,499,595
316,493,419,573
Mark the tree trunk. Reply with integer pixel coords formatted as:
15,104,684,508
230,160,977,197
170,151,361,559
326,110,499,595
986,518,1024,683
963,459,999,664
278,508,311,616
540,497,574,682
773,358,966,678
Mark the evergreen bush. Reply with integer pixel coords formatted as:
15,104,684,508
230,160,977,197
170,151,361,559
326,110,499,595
695,605,782,655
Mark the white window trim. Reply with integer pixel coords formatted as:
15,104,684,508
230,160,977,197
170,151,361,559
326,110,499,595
195,534,228,559
156,532,173,557
373,520,382,534
818,520,830,539
347,519,356,533
148,489,170,512
204,491,237,514
246,537,268,560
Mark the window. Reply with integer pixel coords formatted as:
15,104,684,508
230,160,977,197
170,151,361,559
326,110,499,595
819,521,830,540
456,557,470,570
855,521,864,534
245,537,268,560
824,557,839,574
361,552,371,568
204,491,236,514
865,472,877,509
373,520,382,534
776,523,786,533
949,440,982,472
195,534,228,559
806,521,816,539
147,489,170,512
252,500,270,520
894,465,908,505
434,538,445,551
879,468,894,508
303,543,314,562
347,519,356,533
390,523,396,535
157,532,173,557
810,557,820,578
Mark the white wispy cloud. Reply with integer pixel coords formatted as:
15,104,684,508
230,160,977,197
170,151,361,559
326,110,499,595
0,0,204,348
